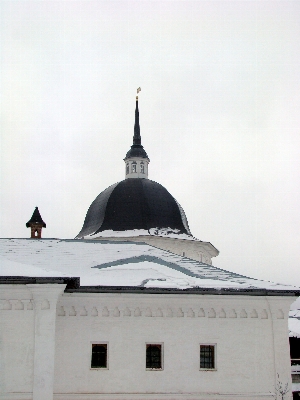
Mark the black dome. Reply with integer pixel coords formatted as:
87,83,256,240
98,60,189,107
76,179,191,238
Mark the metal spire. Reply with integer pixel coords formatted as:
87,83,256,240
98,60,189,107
133,88,141,145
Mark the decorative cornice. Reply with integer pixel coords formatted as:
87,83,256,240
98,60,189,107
0,391,278,399
53,304,287,320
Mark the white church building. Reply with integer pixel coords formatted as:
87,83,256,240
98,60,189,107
1,93,299,400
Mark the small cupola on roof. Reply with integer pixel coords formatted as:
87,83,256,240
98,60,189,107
26,207,46,238
124,88,150,179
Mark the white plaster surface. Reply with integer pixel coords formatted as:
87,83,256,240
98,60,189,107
124,157,149,179
28,284,66,400
0,288,294,399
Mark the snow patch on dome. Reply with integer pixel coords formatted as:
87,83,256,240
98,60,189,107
83,227,197,240
149,227,196,240
84,229,150,239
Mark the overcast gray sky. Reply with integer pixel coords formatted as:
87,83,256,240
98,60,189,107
1,1,300,287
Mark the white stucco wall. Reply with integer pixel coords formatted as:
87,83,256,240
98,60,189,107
125,157,149,179
0,285,294,400
54,293,292,400
0,285,35,397
0,284,66,400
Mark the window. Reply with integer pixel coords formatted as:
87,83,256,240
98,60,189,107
140,162,145,173
200,345,216,369
126,163,129,175
91,344,108,369
146,344,162,370
290,337,300,366
132,162,137,173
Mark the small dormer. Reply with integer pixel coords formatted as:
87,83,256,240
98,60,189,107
26,207,46,238
124,90,150,179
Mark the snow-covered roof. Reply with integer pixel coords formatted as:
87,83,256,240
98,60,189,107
0,238,299,294
289,297,300,338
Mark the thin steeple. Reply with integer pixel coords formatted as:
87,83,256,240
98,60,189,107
124,88,149,179
133,94,141,145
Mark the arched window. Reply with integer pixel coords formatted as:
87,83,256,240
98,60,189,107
126,163,129,175
132,162,137,173
35,230,38,237
91,344,107,368
140,162,145,174
146,344,162,369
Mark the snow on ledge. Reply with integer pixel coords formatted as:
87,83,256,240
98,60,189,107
292,365,300,373
289,317,300,338
292,383,300,392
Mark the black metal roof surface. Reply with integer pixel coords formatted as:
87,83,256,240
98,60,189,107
124,144,149,160
76,178,191,238
26,207,46,228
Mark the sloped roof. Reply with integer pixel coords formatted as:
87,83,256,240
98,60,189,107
0,238,299,294
289,297,300,337
26,207,46,228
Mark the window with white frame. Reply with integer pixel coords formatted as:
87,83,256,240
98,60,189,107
200,344,216,370
91,343,108,369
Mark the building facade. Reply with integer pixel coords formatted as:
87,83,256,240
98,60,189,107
0,94,298,400
0,278,296,400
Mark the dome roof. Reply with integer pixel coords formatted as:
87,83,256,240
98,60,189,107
124,144,149,160
76,178,192,238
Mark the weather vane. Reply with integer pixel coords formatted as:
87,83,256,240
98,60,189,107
136,87,141,100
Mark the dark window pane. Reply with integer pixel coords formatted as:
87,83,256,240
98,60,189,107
290,338,300,360
200,345,215,369
146,344,162,369
91,344,107,368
